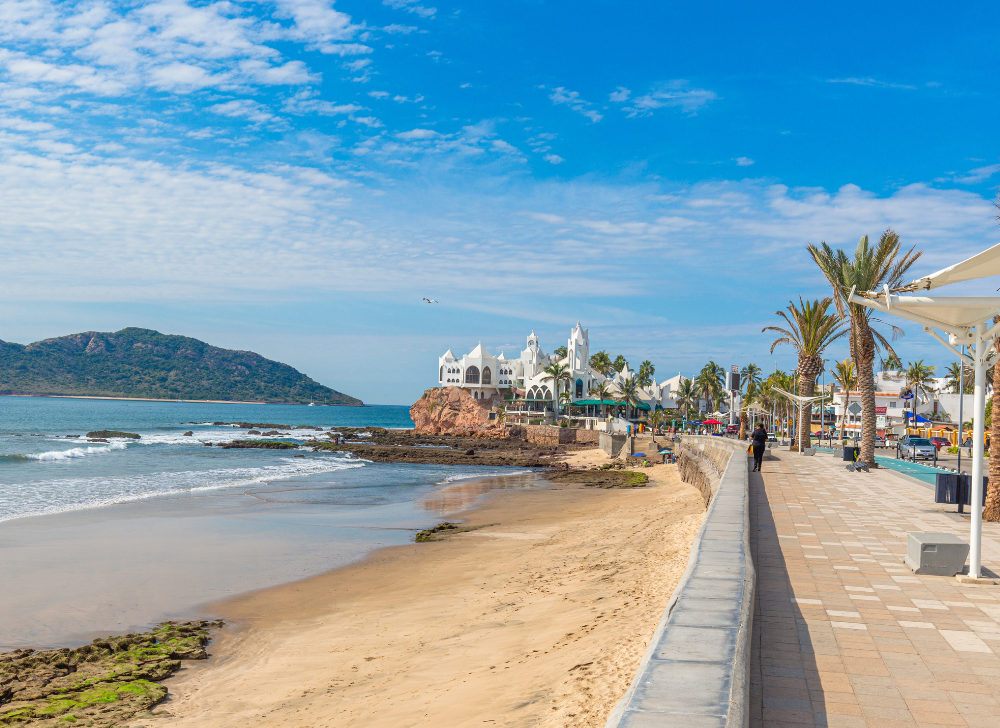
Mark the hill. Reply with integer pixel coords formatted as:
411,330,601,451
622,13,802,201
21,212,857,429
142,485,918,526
0,328,362,405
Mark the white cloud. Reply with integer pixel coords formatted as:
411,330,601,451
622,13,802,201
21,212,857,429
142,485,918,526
543,153,563,164
396,128,440,140
382,24,419,34
283,89,362,116
209,99,279,124
953,164,1000,184
609,87,630,102
548,87,602,123
368,91,389,99
615,80,717,117
827,77,917,90
320,43,373,56
343,59,372,72
351,115,382,127
736,157,754,166
383,0,436,18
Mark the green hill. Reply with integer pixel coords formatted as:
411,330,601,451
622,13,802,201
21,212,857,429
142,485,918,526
0,328,362,405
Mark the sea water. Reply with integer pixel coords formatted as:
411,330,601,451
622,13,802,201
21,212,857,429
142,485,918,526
0,397,537,646
0,396,524,522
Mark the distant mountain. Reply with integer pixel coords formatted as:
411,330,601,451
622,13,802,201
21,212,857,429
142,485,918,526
0,328,362,406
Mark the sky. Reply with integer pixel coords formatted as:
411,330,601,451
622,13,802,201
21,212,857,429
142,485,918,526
0,0,998,405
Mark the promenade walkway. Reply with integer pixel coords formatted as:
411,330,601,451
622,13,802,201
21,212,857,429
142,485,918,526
751,451,1000,727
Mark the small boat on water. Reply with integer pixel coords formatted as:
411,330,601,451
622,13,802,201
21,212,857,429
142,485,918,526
308,402,315,406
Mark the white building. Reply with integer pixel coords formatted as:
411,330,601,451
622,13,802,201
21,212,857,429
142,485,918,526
436,323,676,418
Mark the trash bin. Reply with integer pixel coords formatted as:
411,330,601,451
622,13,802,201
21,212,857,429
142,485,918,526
842,446,859,462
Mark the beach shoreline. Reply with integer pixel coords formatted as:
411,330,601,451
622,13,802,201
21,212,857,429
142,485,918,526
1,393,367,406
133,454,704,727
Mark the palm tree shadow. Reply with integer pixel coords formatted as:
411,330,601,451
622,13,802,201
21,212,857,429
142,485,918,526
749,461,824,727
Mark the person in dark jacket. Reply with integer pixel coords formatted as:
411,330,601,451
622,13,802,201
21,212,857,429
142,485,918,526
750,423,768,472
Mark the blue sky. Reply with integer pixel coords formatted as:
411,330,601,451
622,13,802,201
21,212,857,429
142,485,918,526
0,0,998,404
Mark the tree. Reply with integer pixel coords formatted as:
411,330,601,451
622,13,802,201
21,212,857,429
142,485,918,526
740,363,762,401
614,375,642,420
808,230,921,466
944,361,974,394
696,361,725,413
541,362,572,420
612,354,629,374
986,317,1000,521
589,381,613,419
649,409,665,433
674,378,698,421
882,354,902,372
830,359,856,439
637,360,655,388
590,351,613,376
763,297,848,452
553,345,568,360
559,390,573,418
903,360,937,426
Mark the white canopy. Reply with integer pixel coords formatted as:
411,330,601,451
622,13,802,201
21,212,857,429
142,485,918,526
772,387,823,405
864,294,1000,331
901,241,1000,292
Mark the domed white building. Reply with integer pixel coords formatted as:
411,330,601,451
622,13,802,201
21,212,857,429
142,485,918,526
437,323,680,421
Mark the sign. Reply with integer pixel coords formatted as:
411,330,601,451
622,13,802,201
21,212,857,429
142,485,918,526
899,387,914,400
848,402,862,415
876,415,887,428
876,406,886,414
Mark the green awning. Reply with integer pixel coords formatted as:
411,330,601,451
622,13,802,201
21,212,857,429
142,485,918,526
568,398,650,411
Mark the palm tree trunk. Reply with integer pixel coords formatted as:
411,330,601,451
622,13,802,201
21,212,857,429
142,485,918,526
854,322,877,466
985,356,1000,521
797,370,817,452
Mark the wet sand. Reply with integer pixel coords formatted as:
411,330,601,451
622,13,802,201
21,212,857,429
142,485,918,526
137,462,704,727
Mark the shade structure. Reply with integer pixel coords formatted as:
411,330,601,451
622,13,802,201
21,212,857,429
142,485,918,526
849,244,1000,582
904,412,933,424
703,418,723,425
570,398,617,406
900,241,1000,292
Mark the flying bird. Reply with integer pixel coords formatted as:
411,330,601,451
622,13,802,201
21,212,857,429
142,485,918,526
423,298,438,303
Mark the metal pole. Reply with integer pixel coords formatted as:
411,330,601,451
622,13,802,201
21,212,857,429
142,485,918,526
957,346,964,476
970,324,986,579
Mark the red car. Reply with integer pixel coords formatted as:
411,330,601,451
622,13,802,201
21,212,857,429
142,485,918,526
930,437,950,451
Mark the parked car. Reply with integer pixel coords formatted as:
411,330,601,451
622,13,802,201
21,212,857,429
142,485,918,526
930,437,950,451
899,436,936,460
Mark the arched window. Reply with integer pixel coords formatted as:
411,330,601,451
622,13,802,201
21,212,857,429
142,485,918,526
482,366,492,385
541,387,551,400
576,379,584,398
528,387,537,400
465,366,480,384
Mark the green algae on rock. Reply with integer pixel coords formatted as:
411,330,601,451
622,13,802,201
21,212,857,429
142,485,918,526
84,431,140,440
219,440,299,450
0,620,222,727
544,470,649,488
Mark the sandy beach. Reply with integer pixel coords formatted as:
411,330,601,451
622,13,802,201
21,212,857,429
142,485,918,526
136,457,704,727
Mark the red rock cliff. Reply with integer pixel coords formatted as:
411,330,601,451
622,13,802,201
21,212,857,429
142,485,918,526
409,386,506,436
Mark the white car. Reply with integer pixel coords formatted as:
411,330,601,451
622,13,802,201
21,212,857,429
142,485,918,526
899,437,936,460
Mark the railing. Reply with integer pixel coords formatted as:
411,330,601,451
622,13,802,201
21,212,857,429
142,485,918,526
604,435,755,728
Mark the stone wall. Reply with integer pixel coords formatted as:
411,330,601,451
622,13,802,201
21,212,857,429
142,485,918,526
514,425,602,445
605,434,755,728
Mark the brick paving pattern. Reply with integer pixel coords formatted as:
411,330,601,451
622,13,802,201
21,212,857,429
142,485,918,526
750,451,1000,727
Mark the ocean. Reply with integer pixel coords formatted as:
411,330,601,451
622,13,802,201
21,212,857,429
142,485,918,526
0,396,538,647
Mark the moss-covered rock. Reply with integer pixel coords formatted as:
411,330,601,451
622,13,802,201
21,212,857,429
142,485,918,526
545,470,649,488
84,431,139,440
0,620,221,727
220,440,298,450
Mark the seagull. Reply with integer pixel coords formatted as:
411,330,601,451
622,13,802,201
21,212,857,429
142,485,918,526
423,298,438,303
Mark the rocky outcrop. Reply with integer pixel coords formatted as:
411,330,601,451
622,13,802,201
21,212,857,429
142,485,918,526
409,386,507,436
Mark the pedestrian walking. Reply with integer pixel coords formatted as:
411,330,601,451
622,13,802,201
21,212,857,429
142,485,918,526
751,423,767,472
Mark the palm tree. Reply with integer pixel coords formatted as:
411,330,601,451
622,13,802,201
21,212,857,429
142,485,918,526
614,376,642,420
945,362,974,394
986,316,1000,521
541,362,571,420
674,378,698,422
696,361,725,413
612,354,629,375
740,363,762,400
808,230,921,466
637,360,655,388
553,345,568,360
882,354,902,372
763,297,848,452
589,381,613,419
559,391,573,419
590,351,613,377
903,360,937,428
830,359,856,440
649,409,665,433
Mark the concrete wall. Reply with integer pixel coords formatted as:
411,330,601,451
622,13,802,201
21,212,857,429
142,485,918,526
605,435,755,728
520,425,604,445
600,432,628,457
